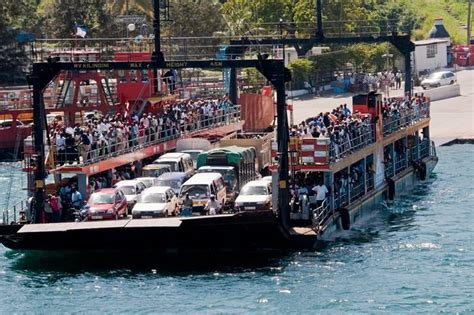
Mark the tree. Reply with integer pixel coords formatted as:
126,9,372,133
288,58,313,89
0,0,38,85
38,0,121,39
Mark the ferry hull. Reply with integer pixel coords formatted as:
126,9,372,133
317,156,438,241
0,158,438,254
0,211,292,255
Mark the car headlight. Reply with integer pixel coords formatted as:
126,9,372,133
106,209,114,214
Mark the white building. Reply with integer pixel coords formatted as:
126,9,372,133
413,39,449,75
273,46,329,66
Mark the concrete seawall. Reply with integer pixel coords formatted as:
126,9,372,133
422,84,461,101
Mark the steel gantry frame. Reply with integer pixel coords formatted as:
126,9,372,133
28,0,292,229
230,0,416,94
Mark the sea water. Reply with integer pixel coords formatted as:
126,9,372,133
0,145,472,313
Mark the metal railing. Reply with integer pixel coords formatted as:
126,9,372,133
419,140,431,159
366,174,375,192
2,198,29,225
52,106,241,167
329,123,375,161
312,199,331,230
385,162,395,178
334,192,349,209
383,102,430,136
350,183,365,202
394,156,408,174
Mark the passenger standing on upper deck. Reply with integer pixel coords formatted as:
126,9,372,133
343,104,351,117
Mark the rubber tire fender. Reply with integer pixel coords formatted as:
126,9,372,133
387,178,395,200
419,162,427,181
339,208,350,230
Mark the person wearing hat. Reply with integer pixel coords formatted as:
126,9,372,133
205,195,221,215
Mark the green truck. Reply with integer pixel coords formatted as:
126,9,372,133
196,146,258,204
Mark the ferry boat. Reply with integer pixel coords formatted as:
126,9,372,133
0,90,437,254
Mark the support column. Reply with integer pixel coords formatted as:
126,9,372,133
363,158,367,194
276,79,290,230
229,68,238,104
77,174,88,200
414,131,420,160
346,167,351,204
316,0,324,38
404,51,412,96
32,86,45,223
152,0,162,95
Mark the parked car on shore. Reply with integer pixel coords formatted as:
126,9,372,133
421,71,456,89
132,186,179,219
86,188,128,220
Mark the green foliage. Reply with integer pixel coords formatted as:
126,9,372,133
288,58,313,89
38,0,121,38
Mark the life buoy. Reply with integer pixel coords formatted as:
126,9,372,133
387,178,395,200
419,162,427,181
339,208,350,230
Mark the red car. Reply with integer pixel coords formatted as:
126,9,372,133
86,188,128,220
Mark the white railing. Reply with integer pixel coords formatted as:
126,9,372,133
52,106,241,166
383,102,430,136
312,199,331,230
2,198,29,225
329,123,375,161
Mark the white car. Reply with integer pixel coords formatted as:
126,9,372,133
235,180,272,211
113,179,147,209
135,177,159,188
421,71,456,89
132,186,179,219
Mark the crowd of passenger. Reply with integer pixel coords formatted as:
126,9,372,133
49,97,238,165
381,94,429,135
332,70,404,94
290,103,374,161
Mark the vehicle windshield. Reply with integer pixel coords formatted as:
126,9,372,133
180,185,209,198
240,186,268,196
154,161,178,172
138,193,166,203
428,72,444,79
156,179,182,190
117,186,136,195
199,169,236,191
139,179,153,187
88,193,113,205
184,151,201,161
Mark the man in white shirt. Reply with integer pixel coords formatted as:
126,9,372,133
312,181,329,207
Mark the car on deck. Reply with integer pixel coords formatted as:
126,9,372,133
113,179,147,210
135,176,159,188
132,186,179,219
86,188,128,220
234,180,272,211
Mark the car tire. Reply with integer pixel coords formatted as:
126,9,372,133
436,83,441,88
450,80,454,85
422,86,427,90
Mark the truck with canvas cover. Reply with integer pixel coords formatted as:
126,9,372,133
218,132,273,174
196,146,258,204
